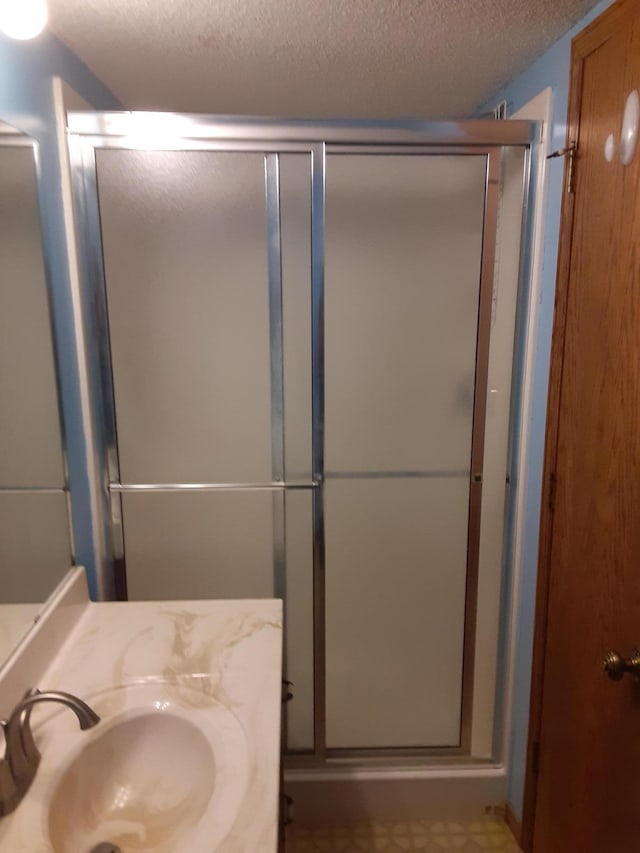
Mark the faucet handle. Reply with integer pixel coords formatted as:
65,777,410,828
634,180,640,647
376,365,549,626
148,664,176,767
0,712,18,783
0,720,7,759
0,721,18,818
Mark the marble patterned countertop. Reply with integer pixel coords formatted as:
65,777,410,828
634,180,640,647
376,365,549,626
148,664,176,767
0,591,283,852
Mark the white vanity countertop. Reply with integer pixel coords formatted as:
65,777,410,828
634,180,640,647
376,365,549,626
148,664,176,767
0,603,41,663
0,596,283,852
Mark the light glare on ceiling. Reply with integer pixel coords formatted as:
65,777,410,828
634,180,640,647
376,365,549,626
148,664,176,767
0,0,48,40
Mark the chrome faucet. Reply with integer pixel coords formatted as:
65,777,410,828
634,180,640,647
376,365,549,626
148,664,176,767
0,687,100,817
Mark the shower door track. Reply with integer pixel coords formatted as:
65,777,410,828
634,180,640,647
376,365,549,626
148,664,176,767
68,114,536,767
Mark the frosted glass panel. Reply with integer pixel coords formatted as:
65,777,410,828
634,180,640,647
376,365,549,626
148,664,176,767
325,154,486,473
0,493,71,602
0,146,64,487
281,154,312,482
122,491,274,600
325,478,468,748
96,150,271,484
285,490,314,750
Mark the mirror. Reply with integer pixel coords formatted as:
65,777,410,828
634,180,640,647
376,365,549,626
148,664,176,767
0,119,73,661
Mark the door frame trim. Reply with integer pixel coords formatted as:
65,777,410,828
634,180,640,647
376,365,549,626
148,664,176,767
521,1,637,848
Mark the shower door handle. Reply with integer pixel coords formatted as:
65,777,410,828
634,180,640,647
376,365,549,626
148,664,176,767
602,649,640,682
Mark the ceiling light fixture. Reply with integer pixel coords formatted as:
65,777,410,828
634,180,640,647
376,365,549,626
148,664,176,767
0,0,48,40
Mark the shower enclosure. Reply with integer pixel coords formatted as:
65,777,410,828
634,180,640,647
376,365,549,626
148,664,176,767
69,115,534,765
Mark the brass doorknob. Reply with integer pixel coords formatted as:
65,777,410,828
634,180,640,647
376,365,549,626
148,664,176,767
602,649,640,682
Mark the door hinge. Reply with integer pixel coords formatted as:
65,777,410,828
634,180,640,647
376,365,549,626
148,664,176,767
547,142,578,194
531,740,541,776
548,471,557,512
281,793,294,826
282,680,294,704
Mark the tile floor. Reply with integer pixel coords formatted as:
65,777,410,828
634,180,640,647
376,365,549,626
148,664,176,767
286,818,521,852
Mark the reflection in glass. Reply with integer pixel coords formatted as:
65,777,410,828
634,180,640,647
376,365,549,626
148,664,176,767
0,145,64,487
0,124,71,659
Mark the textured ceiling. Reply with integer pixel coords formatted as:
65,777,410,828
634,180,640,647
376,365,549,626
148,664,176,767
50,0,600,118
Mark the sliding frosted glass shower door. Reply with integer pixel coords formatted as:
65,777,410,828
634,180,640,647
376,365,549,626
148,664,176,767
70,114,530,763
324,155,487,749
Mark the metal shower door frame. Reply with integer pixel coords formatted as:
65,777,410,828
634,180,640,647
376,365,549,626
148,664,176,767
67,114,536,767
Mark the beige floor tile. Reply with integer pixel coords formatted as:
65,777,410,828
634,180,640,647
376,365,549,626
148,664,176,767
286,818,521,853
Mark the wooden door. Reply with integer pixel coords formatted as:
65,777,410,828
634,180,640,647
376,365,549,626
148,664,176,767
524,1,640,851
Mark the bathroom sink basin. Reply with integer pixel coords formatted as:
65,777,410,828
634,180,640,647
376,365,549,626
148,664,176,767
44,683,249,853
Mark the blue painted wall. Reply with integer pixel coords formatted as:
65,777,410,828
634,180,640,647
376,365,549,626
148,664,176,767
0,32,120,595
475,0,614,822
